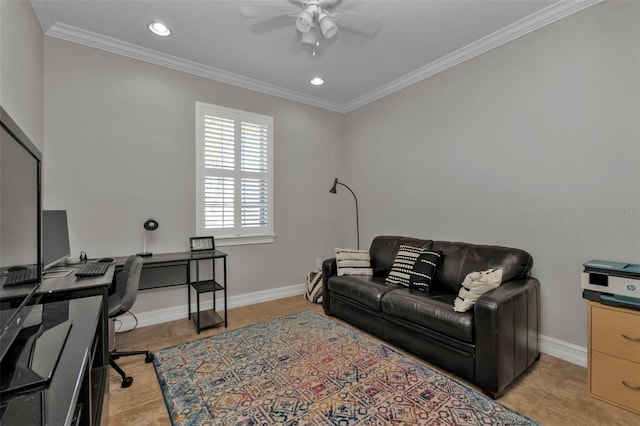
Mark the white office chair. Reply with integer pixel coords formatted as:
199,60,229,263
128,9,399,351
108,255,153,388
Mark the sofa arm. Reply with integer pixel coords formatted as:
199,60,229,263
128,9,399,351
322,258,337,315
474,277,540,397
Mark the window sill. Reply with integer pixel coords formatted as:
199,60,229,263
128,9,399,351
214,234,275,247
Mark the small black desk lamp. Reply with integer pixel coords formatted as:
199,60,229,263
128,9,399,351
330,177,360,250
137,218,159,257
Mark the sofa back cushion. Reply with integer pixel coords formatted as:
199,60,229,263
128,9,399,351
369,236,433,278
431,241,533,293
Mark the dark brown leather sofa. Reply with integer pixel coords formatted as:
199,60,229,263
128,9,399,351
322,235,540,398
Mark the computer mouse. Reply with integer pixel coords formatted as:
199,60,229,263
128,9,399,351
7,265,27,272
97,258,113,263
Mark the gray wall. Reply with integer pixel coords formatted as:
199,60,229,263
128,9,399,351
0,0,44,149
343,1,640,347
43,38,347,313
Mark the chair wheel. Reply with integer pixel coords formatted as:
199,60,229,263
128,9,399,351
122,376,133,388
145,353,154,363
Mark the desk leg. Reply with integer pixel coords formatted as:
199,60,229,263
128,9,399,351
224,257,227,328
187,261,191,319
100,287,110,365
212,258,216,314
196,290,201,334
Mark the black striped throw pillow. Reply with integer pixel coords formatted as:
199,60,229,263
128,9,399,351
409,250,442,291
386,245,424,287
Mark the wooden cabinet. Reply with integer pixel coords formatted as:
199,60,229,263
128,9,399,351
588,301,640,414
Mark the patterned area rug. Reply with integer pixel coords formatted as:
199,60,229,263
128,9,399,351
153,311,536,425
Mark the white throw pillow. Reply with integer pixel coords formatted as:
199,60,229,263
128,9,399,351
335,248,373,277
453,268,503,312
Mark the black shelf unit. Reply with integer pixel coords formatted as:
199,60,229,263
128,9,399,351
188,254,227,333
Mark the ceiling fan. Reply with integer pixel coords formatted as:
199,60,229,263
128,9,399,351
240,0,382,52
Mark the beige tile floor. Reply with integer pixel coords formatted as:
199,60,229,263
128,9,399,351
107,296,640,425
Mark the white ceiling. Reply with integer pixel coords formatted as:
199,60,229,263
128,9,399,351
31,0,599,113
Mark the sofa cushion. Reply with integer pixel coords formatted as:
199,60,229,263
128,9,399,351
328,276,400,311
381,289,474,343
431,241,533,294
409,250,443,291
335,248,373,277
369,236,433,278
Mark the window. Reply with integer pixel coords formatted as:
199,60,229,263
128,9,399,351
196,102,274,245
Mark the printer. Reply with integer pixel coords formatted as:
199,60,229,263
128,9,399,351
582,260,640,310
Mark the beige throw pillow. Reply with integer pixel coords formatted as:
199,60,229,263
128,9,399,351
454,268,503,312
335,248,373,277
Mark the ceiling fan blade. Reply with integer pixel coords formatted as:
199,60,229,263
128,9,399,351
247,14,297,34
333,11,382,36
246,12,296,27
335,27,369,50
240,5,299,20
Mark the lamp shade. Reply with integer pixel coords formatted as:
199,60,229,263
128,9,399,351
319,14,337,38
301,28,317,45
143,218,159,231
296,9,314,33
329,178,338,193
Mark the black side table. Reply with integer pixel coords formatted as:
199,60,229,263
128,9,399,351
187,251,227,333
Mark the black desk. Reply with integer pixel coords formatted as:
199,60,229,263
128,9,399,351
1,266,114,426
110,251,228,332
1,265,114,361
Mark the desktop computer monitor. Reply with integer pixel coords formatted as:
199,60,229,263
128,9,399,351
42,210,70,271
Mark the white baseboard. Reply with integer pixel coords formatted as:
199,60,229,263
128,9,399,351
539,334,587,367
115,283,588,368
115,282,306,331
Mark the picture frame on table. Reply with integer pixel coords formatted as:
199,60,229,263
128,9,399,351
190,236,215,252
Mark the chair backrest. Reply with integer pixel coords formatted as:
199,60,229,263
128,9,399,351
112,256,144,315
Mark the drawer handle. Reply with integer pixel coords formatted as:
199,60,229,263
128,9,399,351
622,334,640,342
621,380,640,390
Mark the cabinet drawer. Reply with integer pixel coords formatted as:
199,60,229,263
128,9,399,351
591,351,640,413
591,305,640,363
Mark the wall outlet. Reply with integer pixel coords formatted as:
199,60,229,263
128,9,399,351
315,258,322,268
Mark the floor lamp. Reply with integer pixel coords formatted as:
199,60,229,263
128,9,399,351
329,178,360,250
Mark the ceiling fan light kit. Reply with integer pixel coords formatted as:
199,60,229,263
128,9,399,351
240,0,381,54
295,2,338,41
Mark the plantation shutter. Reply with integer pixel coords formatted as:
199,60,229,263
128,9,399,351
196,103,274,245
240,121,269,228
204,116,235,229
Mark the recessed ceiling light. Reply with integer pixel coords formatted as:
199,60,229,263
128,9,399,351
310,77,325,86
148,21,171,37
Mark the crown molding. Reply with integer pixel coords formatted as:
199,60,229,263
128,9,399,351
30,0,55,33
38,21,348,113
32,0,601,115
343,0,604,113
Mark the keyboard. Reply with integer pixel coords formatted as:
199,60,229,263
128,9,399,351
4,269,38,286
75,262,110,278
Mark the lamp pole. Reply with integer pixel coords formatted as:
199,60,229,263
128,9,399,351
330,178,360,250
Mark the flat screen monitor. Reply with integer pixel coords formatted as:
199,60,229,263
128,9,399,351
0,106,42,367
42,210,70,271
0,109,41,272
